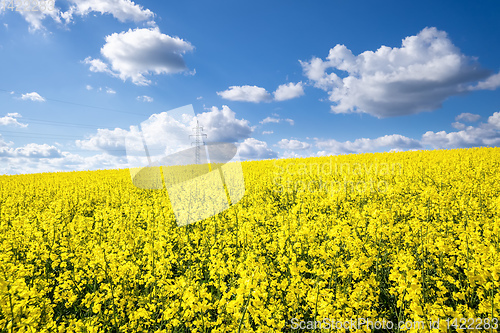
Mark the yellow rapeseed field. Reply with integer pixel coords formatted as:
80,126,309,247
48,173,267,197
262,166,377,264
1,147,499,332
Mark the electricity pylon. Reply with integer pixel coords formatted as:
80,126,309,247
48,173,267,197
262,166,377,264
190,120,207,165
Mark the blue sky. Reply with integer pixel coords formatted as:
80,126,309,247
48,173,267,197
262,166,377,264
1,0,500,174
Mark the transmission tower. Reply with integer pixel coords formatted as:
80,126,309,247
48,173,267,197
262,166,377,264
190,120,207,165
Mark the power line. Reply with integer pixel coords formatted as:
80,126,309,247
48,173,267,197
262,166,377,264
0,88,151,117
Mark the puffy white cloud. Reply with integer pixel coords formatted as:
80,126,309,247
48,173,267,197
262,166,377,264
277,139,311,150
77,105,252,157
316,134,422,155
273,82,305,101
137,95,153,102
106,87,116,94
238,138,277,160
84,27,194,85
0,143,62,158
487,112,500,128
86,85,93,90
0,151,129,175
76,128,130,156
301,27,499,118
197,106,253,142
262,130,273,135
64,0,154,23
217,85,272,103
281,151,309,159
16,0,155,32
21,92,45,102
83,57,112,74
420,111,500,149
456,112,481,122
0,113,28,128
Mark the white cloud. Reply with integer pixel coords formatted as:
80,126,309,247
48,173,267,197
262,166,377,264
277,139,311,150
0,151,129,175
456,112,481,122
281,151,309,159
238,138,277,160
301,27,499,118
64,0,154,23
262,130,273,135
86,85,93,90
451,122,466,130
316,134,422,155
15,0,155,32
421,111,500,149
273,82,305,101
260,117,280,124
217,85,272,103
21,92,45,102
77,105,252,157
84,27,194,85
197,106,253,142
18,8,62,32
469,72,500,91
106,87,116,94
0,113,28,128
76,128,130,156
137,95,153,102
260,115,294,126
83,57,113,74
0,143,62,158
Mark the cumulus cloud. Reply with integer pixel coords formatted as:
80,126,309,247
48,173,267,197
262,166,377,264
86,85,93,90
301,27,500,118
137,95,153,102
456,112,481,122
76,128,130,156
238,138,277,160
0,143,62,158
217,85,272,103
84,27,194,85
0,113,28,128
83,58,112,74
63,0,154,24
313,111,500,155
262,130,274,135
316,134,422,155
15,0,155,32
197,106,253,142
21,92,45,102
422,111,500,149
0,151,129,175
277,139,311,150
77,105,252,157
273,82,305,101
106,87,116,94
